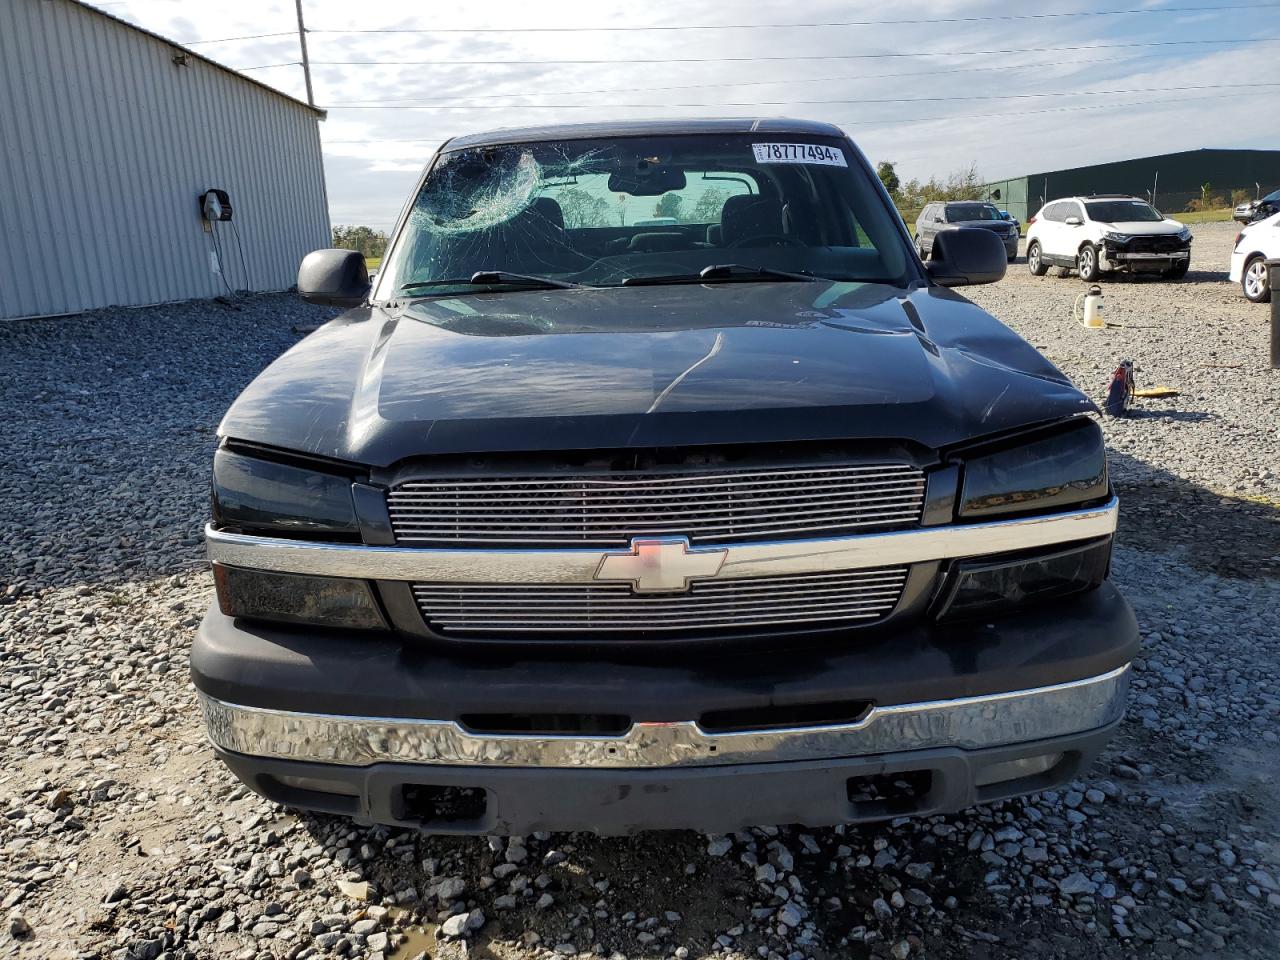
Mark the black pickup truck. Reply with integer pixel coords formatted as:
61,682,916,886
192,118,1136,835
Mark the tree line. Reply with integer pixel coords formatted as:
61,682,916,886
332,225,388,260
876,161,986,218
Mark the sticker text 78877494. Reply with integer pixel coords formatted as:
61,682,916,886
752,143,848,167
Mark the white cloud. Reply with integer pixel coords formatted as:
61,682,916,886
99,0,1279,226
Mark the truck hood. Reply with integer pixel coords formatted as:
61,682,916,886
220,282,1094,467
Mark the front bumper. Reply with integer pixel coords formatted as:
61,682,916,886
1101,239,1190,270
192,583,1137,833
213,723,1121,835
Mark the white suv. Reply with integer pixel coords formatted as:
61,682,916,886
1230,211,1279,303
1026,195,1191,281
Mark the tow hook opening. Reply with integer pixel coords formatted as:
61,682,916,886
400,784,489,826
846,770,934,818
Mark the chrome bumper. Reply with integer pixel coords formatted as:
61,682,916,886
204,497,1119,586
199,664,1130,769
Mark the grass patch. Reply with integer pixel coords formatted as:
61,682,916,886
365,257,382,272
1177,208,1234,224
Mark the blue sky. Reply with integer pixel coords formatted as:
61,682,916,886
93,0,1280,229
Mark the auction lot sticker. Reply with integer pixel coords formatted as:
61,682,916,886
752,143,848,166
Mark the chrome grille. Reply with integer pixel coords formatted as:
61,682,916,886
387,463,927,546
413,567,909,634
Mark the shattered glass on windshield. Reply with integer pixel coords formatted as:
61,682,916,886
374,133,914,300
417,149,545,235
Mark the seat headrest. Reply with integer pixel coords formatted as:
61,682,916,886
529,196,565,231
720,195,783,246
627,231,689,253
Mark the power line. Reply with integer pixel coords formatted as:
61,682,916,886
184,32,295,45
319,90,1263,144
322,81,1280,110
834,91,1260,128
311,36,1280,66
310,3,1280,34
322,55,1162,106
238,61,303,71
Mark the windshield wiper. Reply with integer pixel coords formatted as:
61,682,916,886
622,264,825,286
469,270,580,289
399,271,580,294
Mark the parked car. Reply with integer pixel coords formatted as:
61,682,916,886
1229,210,1280,303
193,118,1136,835
1233,187,1280,225
915,200,1020,262
1026,195,1191,281
998,209,1021,235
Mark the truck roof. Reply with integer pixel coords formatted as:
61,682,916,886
445,117,846,150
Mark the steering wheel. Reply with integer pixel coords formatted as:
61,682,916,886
726,233,806,249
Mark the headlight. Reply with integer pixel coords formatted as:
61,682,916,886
210,447,385,629
213,565,388,630
212,447,360,539
958,419,1108,520
935,538,1112,621
1176,226,1192,241
1103,231,1131,243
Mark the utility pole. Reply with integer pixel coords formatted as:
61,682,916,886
294,0,315,106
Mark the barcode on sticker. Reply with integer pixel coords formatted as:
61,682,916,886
752,143,848,167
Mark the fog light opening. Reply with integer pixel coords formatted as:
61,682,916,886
974,751,1065,792
255,774,360,816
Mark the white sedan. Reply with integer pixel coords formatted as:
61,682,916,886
1230,211,1280,303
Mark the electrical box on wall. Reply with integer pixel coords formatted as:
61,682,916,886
199,189,233,222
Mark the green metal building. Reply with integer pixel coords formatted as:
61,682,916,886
982,148,1280,223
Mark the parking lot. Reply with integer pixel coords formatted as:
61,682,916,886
1,220,1278,960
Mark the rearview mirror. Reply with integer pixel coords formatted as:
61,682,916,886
297,249,371,307
608,167,687,196
925,228,1007,287
1065,216,1083,226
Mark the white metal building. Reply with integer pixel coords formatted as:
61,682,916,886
0,0,331,320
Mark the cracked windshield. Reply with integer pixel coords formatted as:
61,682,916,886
375,134,911,296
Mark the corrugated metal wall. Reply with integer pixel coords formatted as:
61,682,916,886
981,178,1030,224
0,0,330,319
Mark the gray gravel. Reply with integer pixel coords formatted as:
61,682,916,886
2,224,1279,960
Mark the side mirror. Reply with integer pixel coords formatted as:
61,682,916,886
925,228,1007,287
933,215,944,223
1065,216,1083,226
297,249,371,307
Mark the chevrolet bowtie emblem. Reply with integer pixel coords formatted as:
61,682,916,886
595,537,728,593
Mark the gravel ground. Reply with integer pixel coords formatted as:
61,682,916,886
2,221,1278,960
